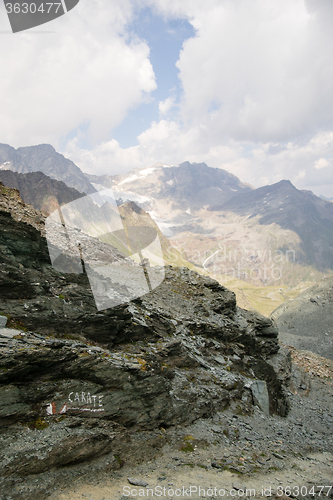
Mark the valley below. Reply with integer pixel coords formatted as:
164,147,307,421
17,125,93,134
0,147,332,499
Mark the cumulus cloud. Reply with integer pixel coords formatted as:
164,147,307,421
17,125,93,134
0,0,156,148
158,96,176,116
314,158,330,170
66,127,333,197
2,0,333,197
173,0,333,143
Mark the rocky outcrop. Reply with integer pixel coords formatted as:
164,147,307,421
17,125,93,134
0,189,291,497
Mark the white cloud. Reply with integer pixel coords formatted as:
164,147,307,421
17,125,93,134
65,128,333,197
314,158,330,170
158,96,176,116
0,0,156,148
175,0,333,143
3,0,333,197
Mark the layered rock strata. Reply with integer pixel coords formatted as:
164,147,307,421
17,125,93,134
0,188,291,496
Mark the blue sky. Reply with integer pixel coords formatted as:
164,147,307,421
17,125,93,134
1,0,333,196
112,8,195,148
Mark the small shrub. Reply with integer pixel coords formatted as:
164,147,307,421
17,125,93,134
26,418,49,430
137,358,147,371
179,435,195,453
180,442,194,452
114,455,124,467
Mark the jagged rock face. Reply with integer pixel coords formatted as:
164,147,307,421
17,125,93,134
0,194,291,485
0,209,287,409
0,208,280,358
0,143,95,195
0,171,84,214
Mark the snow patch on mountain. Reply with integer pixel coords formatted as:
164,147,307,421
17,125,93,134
118,174,139,186
139,167,158,177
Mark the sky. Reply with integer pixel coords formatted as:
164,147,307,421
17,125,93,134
1,0,333,196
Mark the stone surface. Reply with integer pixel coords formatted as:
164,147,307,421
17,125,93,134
250,380,270,415
0,328,20,338
127,478,149,487
0,188,292,496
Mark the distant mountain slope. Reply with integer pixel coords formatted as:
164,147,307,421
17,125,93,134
87,163,333,293
0,170,84,214
0,143,95,195
210,180,333,270
271,276,333,359
87,161,252,212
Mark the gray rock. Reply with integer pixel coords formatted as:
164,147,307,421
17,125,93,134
0,328,20,338
3,430,115,476
232,482,247,491
127,477,149,487
266,346,292,385
250,380,270,415
211,461,222,468
0,315,7,327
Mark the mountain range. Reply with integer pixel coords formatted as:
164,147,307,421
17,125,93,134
1,142,333,314
90,162,333,287
86,161,253,231
209,180,333,271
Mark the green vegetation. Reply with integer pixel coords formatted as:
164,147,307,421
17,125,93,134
212,275,323,316
26,418,49,430
114,454,124,467
179,435,195,453
4,314,28,332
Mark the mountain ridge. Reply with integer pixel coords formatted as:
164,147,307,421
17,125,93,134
93,162,333,280
0,143,95,195
0,169,84,214
271,275,333,359
210,179,333,270
88,160,253,212
1,142,333,310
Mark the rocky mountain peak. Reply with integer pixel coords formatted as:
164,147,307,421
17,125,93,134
106,160,252,218
0,143,96,195
17,143,56,154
